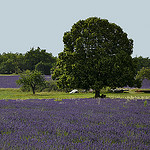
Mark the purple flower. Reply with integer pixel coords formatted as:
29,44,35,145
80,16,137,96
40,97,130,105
0,98,149,149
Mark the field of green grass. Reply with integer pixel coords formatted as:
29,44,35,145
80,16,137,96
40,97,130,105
1,88,150,100
0,88,93,100
0,74,18,76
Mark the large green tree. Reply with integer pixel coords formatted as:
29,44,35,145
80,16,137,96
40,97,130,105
16,70,46,94
52,17,137,97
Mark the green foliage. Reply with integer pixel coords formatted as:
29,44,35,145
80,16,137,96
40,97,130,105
42,80,59,92
134,67,150,88
24,47,57,71
144,100,147,107
0,52,25,74
0,59,16,74
16,70,46,94
133,56,150,73
35,61,52,75
136,67,150,81
52,17,137,98
133,78,142,88
0,47,57,74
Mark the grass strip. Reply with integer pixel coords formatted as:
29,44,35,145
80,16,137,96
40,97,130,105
1,88,150,100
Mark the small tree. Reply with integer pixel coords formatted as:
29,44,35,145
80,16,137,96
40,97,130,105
16,70,46,94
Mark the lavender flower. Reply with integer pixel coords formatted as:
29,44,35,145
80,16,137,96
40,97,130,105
0,98,149,149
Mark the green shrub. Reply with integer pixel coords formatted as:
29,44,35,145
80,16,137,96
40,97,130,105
20,85,31,92
144,100,148,107
42,80,60,92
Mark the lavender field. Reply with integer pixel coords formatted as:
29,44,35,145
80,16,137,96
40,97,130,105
0,98,150,149
0,76,20,88
0,75,150,89
0,75,51,88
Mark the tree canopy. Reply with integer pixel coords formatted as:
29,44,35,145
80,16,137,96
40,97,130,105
52,17,137,97
24,47,56,71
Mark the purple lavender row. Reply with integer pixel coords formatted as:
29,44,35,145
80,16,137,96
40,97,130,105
141,79,150,89
0,76,20,88
0,98,149,149
0,75,51,88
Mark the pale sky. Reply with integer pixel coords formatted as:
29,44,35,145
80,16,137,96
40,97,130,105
0,0,150,58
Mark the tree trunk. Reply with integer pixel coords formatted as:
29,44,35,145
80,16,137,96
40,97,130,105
95,90,100,98
31,86,35,94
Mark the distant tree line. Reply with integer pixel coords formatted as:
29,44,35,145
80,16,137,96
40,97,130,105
0,48,149,76
133,56,150,73
0,47,57,75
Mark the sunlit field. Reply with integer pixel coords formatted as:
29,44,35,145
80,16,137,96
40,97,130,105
1,88,150,100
